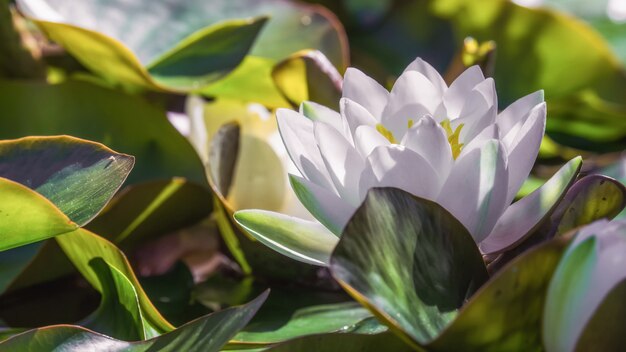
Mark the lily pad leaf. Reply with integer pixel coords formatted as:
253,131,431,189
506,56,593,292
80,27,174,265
480,156,582,254
330,187,488,347
0,291,268,351
428,237,568,351
0,135,134,226
551,174,626,236
0,178,76,251
81,258,146,341
56,228,174,337
272,50,343,109
231,286,379,345
18,0,267,92
234,210,338,266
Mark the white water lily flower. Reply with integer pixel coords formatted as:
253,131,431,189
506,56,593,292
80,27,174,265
235,57,579,266
280,58,545,240
544,219,626,352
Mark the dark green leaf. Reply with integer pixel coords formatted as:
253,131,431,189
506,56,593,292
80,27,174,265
0,291,268,351
330,188,488,347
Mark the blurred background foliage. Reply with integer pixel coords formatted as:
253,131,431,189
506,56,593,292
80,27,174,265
0,0,625,350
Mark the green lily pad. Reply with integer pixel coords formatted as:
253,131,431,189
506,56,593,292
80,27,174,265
330,188,488,348
231,287,377,346
428,237,568,351
81,258,147,340
552,174,626,236
56,228,174,337
0,291,268,351
0,136,134,226
18,0,267,92
271,50,343,110
0,135,134,251
17,0,347,101
0,79,207,186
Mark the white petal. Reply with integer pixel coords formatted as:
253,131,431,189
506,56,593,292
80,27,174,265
354,125,390,158
276,109,335,191
458,124,501,160
401,115,453,177
359,145,441,203
342,67,389,118
234,209,338,266
315,122,366,206
504,103,546,205
340,98,378,141
403,57,447,95
454,78,498,143
437,140,509,242
381,70,442,140
497,90,544,138
480,157,582,254
299,101,343,134
441,66,485,118
289,174,355,234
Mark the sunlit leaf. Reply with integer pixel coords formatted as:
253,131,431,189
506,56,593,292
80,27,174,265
0,136,134,225
231,287,378,346
272,50,343,109
330,188,488,347
56,228,174,337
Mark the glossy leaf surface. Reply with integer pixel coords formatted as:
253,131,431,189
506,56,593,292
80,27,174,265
330,188,488,347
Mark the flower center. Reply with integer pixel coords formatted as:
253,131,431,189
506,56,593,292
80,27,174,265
376,124,398,144
441,119,464,159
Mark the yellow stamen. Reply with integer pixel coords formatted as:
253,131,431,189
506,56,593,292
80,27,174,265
407,119,414,129
441,119,464,159
376,124,397,144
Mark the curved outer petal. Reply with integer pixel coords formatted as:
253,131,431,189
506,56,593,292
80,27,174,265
234,209,338,266
437,139,509,242
299,101,344,135
480,157,582,254
342,68,389,118
340,98,378,142
504,103,546,205
497,90,544,138
381,70,441,140
289,174,355,235
358,145,441,203
543,219,626,352
404,57,447,96
401,115,453,178
354,125,390,158
276,108,335,192
315,122,365,206
438,66,485,119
